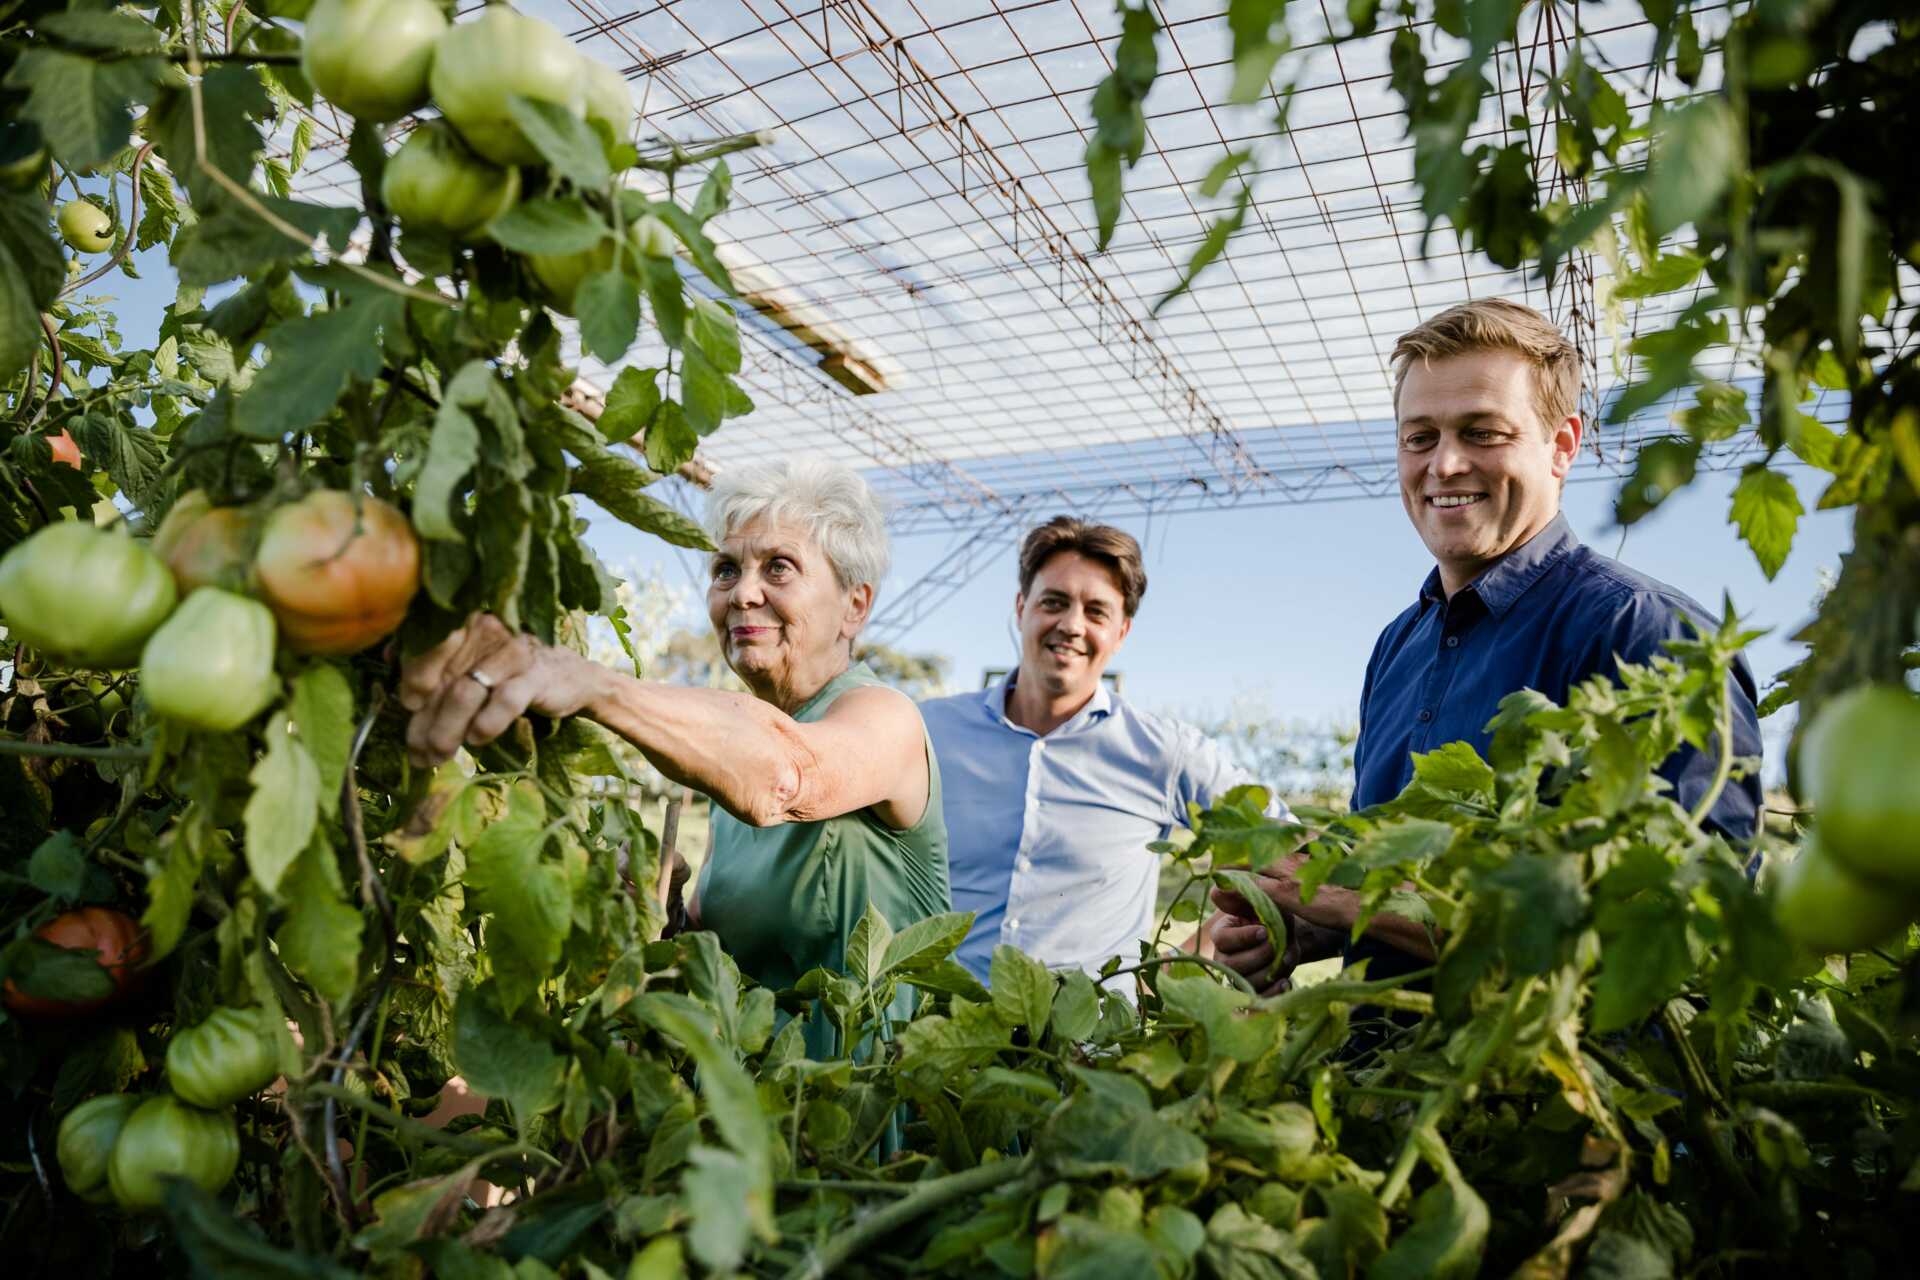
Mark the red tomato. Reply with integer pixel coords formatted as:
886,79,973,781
2,907,148,1018
48,430,81,469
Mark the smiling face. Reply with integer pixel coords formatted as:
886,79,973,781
707,515,869,707
1395,349,1582,596
1015,551,1132,703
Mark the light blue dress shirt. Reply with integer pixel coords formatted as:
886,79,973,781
920,671,1275,983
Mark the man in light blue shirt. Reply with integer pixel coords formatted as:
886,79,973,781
920,517,1279,983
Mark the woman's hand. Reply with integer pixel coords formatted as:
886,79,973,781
400,614,610,767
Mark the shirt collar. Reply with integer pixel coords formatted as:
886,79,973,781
985,668,1114,734
1417,512,1579,619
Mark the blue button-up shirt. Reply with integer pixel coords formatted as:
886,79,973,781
1347,512,1763,977
922,674,1272,982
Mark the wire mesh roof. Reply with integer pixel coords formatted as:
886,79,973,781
284,2,1836,630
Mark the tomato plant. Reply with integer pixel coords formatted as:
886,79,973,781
251,490,420,655
0,523,177,668
106,1096,240,1211
300,0,446,124
165,1007,282,1108
1,2,1916,1278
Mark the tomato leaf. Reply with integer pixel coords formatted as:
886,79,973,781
244,713,320,897
692,159,733,223
3,48,164,172
575,270,641,364
290,664,354,818
990,944,1056,1034
465,784,570,1016
27,831,88,901
843,901,895,988
506,95,611,190
488,198,609,256
569,453,713,550
232,293,405,440
413,362,495,542
689,296,741,375
1728,464,1802,580
452,981,567,1119
877,910,975,979
597,365,663,446
1646,98,1737,236
1051,970,1102,1043
275,834,362,1006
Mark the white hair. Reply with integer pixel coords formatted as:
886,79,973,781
705,458,891,591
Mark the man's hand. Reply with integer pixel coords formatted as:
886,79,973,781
1203,872,1350,996
400,614,610,767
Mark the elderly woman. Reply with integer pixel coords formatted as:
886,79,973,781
400,459,950,1056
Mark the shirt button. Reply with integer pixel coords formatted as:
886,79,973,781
1417,709,1433,723
1007,919,1020,932
1445,636,1459,649
1017,856,1032,872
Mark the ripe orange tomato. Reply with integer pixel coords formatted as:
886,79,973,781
253,490,420,655
1,907,148,1018
48,429,81,469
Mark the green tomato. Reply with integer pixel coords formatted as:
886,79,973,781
382,121,522,240
57,200,113,253
631,213,675,259
579,52,633,144
1773,836,1920,955
140,587,278,731
57,1094,142,1204
166,1007,283,1109
430,5,586,166
528,219,667,314
0,522,177,668
1802,684,1920,889
107,1095,240,1211
302,0,446,123
526,236,615,316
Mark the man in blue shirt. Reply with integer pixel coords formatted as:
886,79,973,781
922,517,1275,984
1205,299,1763,998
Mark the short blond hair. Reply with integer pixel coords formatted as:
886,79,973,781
1391,299,1579,436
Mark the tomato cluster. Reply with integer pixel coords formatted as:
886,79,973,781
299,1,674,308
0,489,419,731
43,1003,277,1211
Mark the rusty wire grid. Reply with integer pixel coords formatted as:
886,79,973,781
283,1,1802,635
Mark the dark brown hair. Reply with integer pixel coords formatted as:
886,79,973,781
1391,298,1580,437
1017,517,1147,617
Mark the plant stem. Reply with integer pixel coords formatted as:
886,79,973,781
1688,669,1736,829
0,737,152,762
775,1178,917,1197
1104,949,1258,998
780,1156,1033,1280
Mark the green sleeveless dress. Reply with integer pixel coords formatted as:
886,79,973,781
696,663,951,1062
